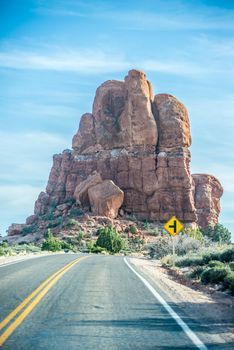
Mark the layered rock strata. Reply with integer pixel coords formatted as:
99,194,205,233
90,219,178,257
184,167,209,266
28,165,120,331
8,69,223,235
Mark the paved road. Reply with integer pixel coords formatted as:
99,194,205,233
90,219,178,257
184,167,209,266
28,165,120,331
0,254,232,349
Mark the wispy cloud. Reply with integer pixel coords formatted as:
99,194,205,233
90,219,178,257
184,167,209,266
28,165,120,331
0,49,129,73
35,1,234,31
0,48,230,77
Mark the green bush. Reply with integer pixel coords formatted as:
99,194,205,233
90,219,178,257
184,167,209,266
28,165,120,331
47,217,63,228
67,218,78,227
0,242,8,248
201,224,231,243
202,252,221,264
0,247,5,256
220,247,234,262
129,225,137,234
161,255,173,267
223,273,234,295
77,231,84,242
175,236,202,256
60,241,75,251
69,208,84,218
182,228,204,241
65,197,76,205
175,256,204,267
43,212,55,221
189,266,205,279
201,266,230,284
208,260,225,268
21,224,37,236
42,229,61,252
148,237,171,259
96,226,125,253
229,262,234,271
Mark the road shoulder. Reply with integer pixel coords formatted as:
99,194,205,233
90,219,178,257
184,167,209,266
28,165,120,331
129,257,234,347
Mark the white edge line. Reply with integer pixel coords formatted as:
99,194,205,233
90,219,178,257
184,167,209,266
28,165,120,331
124,257,208,350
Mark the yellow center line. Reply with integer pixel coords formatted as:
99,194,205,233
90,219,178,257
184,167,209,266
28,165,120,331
0,255,88,346
0,256,81,331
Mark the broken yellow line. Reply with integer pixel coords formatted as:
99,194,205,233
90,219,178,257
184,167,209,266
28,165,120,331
0,255,88,346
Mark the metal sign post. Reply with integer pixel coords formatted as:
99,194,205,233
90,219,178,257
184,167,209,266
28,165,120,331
172,236,175,268
164,216,184,269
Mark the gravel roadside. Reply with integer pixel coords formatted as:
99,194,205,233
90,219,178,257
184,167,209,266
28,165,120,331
129,257,234,346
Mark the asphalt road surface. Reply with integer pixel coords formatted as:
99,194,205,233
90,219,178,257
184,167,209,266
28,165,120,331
0,254,232,350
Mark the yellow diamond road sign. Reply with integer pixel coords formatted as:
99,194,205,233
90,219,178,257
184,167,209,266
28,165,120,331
164,216,184,236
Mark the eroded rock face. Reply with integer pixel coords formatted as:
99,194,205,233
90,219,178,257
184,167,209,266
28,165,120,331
8,69,223,235
34,191,50,216
88,180,124,218
7,224,26,236
75,69,158,152
193,174,223,227
153,94,191,150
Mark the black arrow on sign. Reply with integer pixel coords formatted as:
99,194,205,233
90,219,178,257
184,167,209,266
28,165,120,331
169,220,177,233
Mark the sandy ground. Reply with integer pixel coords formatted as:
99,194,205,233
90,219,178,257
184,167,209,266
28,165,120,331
130,257,234,346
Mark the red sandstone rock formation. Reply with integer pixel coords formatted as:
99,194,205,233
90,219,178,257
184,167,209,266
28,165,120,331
88,180,124,218
74,171,102,206
192,174,223,227
9,69,223,233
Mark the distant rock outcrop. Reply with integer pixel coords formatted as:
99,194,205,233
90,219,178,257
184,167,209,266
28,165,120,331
7,69,223,237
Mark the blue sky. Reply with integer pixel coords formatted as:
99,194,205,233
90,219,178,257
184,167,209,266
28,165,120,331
0,0,233,239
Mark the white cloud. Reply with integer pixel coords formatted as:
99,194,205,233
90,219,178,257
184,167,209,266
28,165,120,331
0,48,229,77
0,50,129,73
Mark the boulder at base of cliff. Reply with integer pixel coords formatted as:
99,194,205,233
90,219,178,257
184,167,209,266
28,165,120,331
74,171,102,206
88,180,124,219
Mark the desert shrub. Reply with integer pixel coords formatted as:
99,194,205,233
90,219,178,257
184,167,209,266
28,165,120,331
175,256,204,267
0,242,8,248
12,244,41,254
223,273,234,295
47,217,63,228
148,228,160,236
161,255,173,267
201,266,230,284
86,240,105,253
148,237,171,259
201,224,231,243
50,201,57,211
21,224,37,236
202,251,221,264
129,225,137,234
0,247,5,256
60,241,75,251
43,212,55,221
69,208,84,218
67,218,78,227
65,197,76,205
182,228,204,241
189,266,205,279
131,236,144,244
175,236,202,256
42,229,61,252
208,260,225,268
229,262,234,271
96,226,125,253
219,247,234,262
